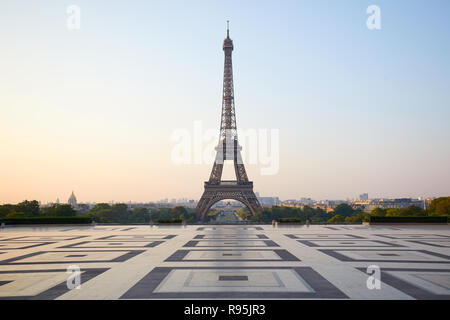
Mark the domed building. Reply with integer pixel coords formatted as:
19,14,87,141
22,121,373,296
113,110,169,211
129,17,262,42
68,191,77,208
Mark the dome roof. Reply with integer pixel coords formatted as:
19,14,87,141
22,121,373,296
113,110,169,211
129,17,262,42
68,191,77,204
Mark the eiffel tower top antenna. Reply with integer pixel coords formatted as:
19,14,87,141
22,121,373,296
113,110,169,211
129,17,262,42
227,20,229,38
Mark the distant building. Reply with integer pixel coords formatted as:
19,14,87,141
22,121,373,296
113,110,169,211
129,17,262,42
359,193,369,201
352,200,371,211
326,200,348,208
299,197,315,206
186,200,197,208
68,191,77,208
258,196,281,207
356,198,425,213
312,204,335,213
211,200,244,209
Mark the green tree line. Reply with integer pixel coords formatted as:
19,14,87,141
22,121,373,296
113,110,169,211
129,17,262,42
85,204,197,223
0,201,197,224
1,197,449,224
0,200,77,218
325,196,450,223
237,196,450,224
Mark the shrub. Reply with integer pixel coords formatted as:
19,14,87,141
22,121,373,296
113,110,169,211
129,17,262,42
328,214,345,223
369,216,448,223
277,217,301,223
0,216,92,225
157,218,183,224
428,197,450,216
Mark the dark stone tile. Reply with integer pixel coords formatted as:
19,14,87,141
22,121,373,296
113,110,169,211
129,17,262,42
219,275,248,281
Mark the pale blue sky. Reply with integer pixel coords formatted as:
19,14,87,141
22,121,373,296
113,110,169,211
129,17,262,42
0,1,449,203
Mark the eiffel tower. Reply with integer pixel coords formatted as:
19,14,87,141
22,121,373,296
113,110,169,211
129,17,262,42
196,22,263,221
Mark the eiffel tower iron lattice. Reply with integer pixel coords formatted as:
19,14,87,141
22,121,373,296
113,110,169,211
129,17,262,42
196,22,263,221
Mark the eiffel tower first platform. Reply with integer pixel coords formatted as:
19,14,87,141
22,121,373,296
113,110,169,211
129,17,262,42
196,22,263,221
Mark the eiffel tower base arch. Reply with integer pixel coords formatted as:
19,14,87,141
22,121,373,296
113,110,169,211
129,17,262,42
196,182,262,221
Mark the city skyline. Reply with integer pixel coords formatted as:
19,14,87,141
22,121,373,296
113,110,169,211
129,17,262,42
1,1,450,204
2,190,440,206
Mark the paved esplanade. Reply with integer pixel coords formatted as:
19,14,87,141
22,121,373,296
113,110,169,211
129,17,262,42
0,224,449,299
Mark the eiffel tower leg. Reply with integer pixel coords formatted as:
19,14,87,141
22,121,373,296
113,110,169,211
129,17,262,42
242,190,263,216
196,190,213,221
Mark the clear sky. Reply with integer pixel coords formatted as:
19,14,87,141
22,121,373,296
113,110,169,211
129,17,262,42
1,0,449,204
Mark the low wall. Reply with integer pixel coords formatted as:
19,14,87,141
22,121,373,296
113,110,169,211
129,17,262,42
368,216,448,224
0,217,92,225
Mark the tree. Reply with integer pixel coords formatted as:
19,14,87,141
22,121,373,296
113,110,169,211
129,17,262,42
183,209,198,223
332,204,355,218
87,203,118,223
236,208,250,220
385,206,426,217
112,204,129,222
370,208,387,217
205,209,220,222
428,197,450,216
130,207,150,223
328,214,345,223
148,207,169,222
258,208,275,222
171,206,188,219
0,201,40,218
89,203,111,213
6,211,26,218
0,204,17,218
16,200,40,217
401,205,426,216
169,206,197,222
345,213,370,223
385,208,402,217
41,204,77,217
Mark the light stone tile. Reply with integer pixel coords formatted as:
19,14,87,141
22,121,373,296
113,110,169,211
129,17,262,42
0,272,69,297
153,269,312,293
387,271,450,295
184,250,280,260
337,250,448,262
10,251,126,263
